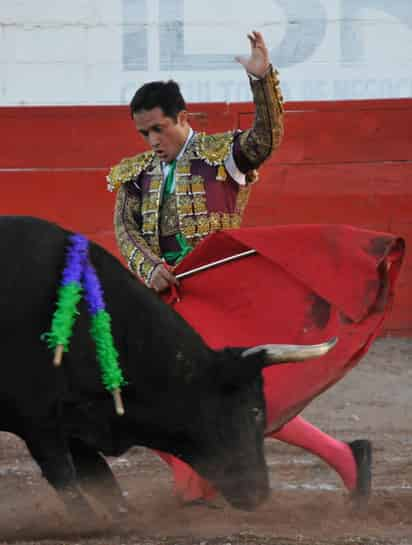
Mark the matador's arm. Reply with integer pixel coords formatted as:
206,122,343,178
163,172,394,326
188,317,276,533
233,66,284,172
114,183,162,286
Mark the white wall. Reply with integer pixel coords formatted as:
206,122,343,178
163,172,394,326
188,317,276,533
1,0,411,105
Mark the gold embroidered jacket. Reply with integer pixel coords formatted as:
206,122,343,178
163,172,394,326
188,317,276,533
107,66,284,285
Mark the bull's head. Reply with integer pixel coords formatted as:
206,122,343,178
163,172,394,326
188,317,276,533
179,337,338,511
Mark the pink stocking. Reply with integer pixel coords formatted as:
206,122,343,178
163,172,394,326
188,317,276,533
269,415,357,490
156,450,217,502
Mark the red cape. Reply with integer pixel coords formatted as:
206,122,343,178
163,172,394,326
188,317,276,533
163,224,404,430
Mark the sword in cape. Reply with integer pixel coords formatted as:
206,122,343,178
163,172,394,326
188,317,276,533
175,249,257,280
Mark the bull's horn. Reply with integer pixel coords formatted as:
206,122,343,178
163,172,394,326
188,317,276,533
241,337,338,365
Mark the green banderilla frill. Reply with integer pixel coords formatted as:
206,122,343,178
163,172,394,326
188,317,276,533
42,281,82,353
43,234,126,415
90,309,126,392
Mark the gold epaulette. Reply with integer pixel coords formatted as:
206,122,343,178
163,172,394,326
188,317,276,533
106,151,155,192
195,132,234,166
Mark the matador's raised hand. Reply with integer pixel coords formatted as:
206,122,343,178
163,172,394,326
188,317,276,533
235,31,271,78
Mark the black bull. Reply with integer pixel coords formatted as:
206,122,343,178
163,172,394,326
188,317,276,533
0,216,335,522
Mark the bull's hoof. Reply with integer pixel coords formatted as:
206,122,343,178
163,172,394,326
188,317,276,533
347,439,372,511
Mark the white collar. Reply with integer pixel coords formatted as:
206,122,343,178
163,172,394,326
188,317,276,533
177,127,194,160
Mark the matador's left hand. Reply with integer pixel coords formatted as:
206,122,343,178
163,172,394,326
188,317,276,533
235,31,270,78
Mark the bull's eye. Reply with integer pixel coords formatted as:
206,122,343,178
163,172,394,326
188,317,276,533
252,407,264,424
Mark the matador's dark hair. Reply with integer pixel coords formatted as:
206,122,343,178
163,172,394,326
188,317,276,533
129,80,187,120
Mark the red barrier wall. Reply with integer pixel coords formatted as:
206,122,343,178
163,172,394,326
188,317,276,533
0,99,411,335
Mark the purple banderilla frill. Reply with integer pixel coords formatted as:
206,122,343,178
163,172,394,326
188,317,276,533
43,234,126,415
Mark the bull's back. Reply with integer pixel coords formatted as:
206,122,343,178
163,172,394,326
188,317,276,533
0,215,206,415
0,216,67,319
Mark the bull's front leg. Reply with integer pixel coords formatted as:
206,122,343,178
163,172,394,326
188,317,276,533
24,427,98,526
69,438,130,522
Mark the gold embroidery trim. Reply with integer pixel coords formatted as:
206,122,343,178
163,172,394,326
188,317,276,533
195,132,234,166
176,163,191,176
180,216,197,239
159,195,179,236
148,178,162,192
197,215,211,237
178,195,195,216
145,234,161,257
216,164,227,181
140,260,156,283
192,194,208,215
107,151,155,191
191,180,205,194
175,172,209,240
272,68,284,114
142,193,159,214
142,175,162,235
209,212,242,233
175,181,190,196
129,252,159,287
235,186,252,217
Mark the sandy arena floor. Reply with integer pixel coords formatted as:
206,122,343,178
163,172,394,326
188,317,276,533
0,337,411,545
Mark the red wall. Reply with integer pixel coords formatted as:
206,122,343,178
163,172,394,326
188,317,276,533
1,99,411,335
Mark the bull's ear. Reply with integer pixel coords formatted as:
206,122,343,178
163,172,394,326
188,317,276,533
216,347,266,389
241,337,338,367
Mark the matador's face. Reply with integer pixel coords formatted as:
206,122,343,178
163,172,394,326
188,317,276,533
133,106,190,164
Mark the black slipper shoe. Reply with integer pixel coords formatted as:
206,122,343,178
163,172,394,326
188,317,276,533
347,439,372,510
